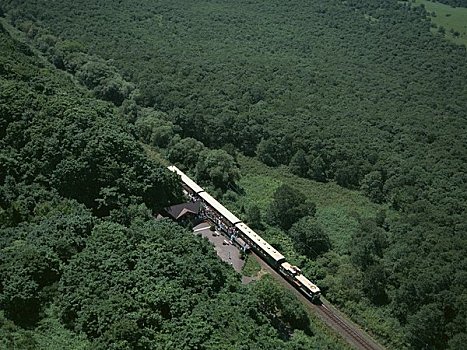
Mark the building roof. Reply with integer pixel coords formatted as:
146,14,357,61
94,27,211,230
165,201,201,220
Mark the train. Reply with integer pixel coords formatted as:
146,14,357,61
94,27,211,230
168,165,321,303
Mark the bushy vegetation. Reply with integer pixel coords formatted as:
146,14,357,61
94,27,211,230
0,22,344,350
1,0,466,348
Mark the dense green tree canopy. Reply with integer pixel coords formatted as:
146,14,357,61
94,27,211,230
195,149,240,190
266,184,315,230
1,0,467,347
0,40,181,216
289,216,331,259
0,22,342,350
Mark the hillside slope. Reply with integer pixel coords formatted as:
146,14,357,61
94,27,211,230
0,22,347,350
1,1,466,348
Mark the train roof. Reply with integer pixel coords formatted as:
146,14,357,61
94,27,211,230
281,261,294,270
235,222,285,263
198,191,242,225
167,165,205,194
280,262,298,274
295,274,321,294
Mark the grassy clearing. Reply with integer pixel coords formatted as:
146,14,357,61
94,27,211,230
414,0,467,46
242,254,262,277
236,156,385,254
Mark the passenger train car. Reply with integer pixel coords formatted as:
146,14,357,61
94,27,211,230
168,165,321,302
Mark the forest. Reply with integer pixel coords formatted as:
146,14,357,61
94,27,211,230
0,19,345,350
431,0,467,7
0,0,466,349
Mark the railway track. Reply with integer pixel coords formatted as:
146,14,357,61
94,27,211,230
315,303,380,350
251,253,385,350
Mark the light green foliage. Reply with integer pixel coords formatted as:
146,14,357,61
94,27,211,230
413,0,467,46
321,261,364,305
135,110,176,148
237,156,380,251
242,254,262,277
317,207,361,254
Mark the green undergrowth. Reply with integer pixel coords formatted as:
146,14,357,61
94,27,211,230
242,254,262,277
235,155,387,254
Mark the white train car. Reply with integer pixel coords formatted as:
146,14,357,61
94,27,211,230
279,262,321,302
295,274,321,301
235,222,285,267
198,191,242,226
168,165,205,194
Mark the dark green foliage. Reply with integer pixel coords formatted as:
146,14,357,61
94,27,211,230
289,149,309,178
58,220,226,346
350,218,388,270
0,31,181,216
0,241,60,327
195,149,240,190
433,0,467,7
406,303,446,349
362,263,388,305
253,276,311,338
266,184,313,230
448,333,467,350
167,137,206,170
0,200,90,328
257,136,295,167
247,204,262,229
0,179,56,227
57,220,319,349
289,217,331,259
0,26,338,350
307,156,327,182
361,171,385,203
